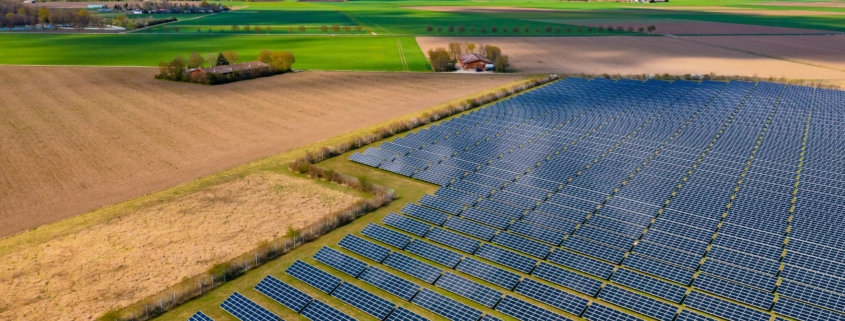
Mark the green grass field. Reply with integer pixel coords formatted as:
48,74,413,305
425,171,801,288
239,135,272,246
0,34,429,71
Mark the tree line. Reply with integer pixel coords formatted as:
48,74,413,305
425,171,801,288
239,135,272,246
0,0,183,31
424,24,657,34
156,50,295,85
428,43,510,72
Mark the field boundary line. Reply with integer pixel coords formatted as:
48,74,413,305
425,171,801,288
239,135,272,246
669,34,845,74
124,12,218,34
396,38,409,71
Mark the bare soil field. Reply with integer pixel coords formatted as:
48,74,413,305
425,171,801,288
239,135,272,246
408,5,844,15
646,6,845,15
416,36,845,79
533,18,829,34
684,35,845,71
0,172,360,320
0,67,521,238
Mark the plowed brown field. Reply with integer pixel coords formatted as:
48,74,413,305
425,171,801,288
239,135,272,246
0,67,521,238
416,36,845,80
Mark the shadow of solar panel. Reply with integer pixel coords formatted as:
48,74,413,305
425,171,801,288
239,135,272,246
460,208,512,230
508,221,566,246
301,300,356,321
350,153,384,167
610,268,686,303
331,282,396,320
313,247,368,277
385,307,430,321
188,311,214,321
456,257,522,290
514,278,588,315
412,288,484,321
583,303,643,321
597,285,677,321
444,216,498,241
548,249,615,279
492,232,551,259
405,239,463,268
255,275,313,313
220,292,281,321
339,234,392,263
362,223,412,249
480,314,503,321
285,260,342,294
435,272,503,308
531,262,603,296
475,244,538,274
436,188,481,206
693,274,774,310
495,295,572,321
382,213,431,237
420,194,466,215
622,254,695,284
684,291,770,321
382,252,443,284
402,203,449,225
426,227,481,254
358,267,421,301
675,310,718,321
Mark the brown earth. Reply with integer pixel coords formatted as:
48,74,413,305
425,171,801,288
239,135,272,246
645,5,845,15
762,1,845,7
683,35,845,71
0,67,521,238
407,5,844,15
0,172,360,321
533,18,831,34
416,36,845,79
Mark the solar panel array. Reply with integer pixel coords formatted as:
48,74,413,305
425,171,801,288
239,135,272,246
345,78,845,321
194,78,845,321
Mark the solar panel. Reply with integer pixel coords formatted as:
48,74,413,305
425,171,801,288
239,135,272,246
583,303,643,321
495,295,572,321
255,275,313,313
622,254,695,284
300,300,356,321
436,188,482,205
460,207,513,230
285,260,342,294
405,239,463,268
507,221,566,246
313,246,368,277
385,307,430,321
514,278,588,315
339,234,392,263
402,203,449,225
331,282,396,320
412,288,484,321
382,252,444,284
383,212,431,237
531,262,603,296
444,216,498,241
350,153,384,167
491,232,551,259
426,227,481,254
435,272,504,308
188,311,214,321
610,268,686,303
597,285,677,321
358,267,421,301
475,243,538,274
361,223,413,249
684,291,770,321
773,297,845,321
548,249,614,279
692,274,774,310
420,194,466,215
220,292,281,321
480,315,503,321
675,310,718,321
456,257,522,290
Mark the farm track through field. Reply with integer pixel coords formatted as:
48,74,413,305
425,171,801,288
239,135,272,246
396,38,409,71
0,67,522,238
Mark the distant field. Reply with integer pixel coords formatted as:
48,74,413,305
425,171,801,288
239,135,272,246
171,10,357,27
0,66,520,238
0,34,428,71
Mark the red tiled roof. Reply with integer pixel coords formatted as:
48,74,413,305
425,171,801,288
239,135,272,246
196,61,269,74
457,53,493,65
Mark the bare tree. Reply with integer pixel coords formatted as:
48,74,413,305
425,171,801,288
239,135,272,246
187,52,205,68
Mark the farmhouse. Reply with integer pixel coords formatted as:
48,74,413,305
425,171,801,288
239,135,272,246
457,53,493,70
186,61,270,77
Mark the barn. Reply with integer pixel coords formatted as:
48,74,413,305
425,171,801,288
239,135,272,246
457,53,493,71
186,61,270,78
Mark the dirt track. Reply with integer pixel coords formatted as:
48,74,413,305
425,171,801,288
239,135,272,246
0,172,360,320
0,67,521,238
416,36,845,80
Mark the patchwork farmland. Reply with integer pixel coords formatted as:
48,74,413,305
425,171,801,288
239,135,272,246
2,0,845,320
